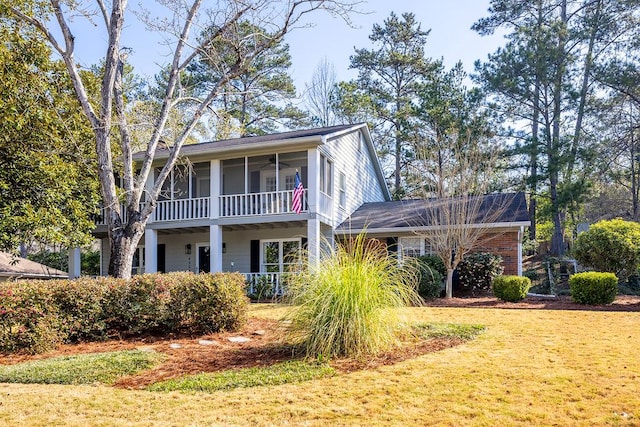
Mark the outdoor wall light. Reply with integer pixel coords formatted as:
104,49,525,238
185,244,192,255
222,243,226,253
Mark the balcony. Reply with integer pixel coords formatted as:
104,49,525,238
220,189,307,217
96,189,310,225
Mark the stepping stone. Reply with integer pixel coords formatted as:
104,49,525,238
253,330,266,336
198,339,219,346
169,343,183,349
228,336,251,343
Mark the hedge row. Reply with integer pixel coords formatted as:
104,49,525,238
0,272,248,354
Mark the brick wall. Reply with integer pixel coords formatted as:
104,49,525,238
475,231,520,275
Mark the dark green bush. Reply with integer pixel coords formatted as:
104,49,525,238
416,255,446,277
167,272,248,334
457,252,504,293
0,272,248,353
569,272,618,305
492,275,531,302
572,219,640,281
414,258,443,299
103,275,171,336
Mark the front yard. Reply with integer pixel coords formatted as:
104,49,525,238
1,301,639,426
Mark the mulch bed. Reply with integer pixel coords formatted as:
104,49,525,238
2,295,638,389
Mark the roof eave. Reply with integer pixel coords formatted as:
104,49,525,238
337,221,531,235
133,135,324,163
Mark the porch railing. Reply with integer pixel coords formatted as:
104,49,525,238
154,197,210,222
96,190,309,225
220,189,307,217
244,272,286,298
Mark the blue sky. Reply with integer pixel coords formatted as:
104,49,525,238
69,0,505,92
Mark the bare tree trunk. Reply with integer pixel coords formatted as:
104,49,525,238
445,268,454,299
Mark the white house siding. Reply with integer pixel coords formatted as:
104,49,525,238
323,130,387,227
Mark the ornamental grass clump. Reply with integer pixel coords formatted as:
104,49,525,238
285,233,422,359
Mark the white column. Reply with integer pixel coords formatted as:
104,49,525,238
307,148,321,264
210,224,223,272
145,229,158,273
210,159,221,219
518,226,524,276
68,247,81,279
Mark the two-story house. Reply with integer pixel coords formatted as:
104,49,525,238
92,123,530,290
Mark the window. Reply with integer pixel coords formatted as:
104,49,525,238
398,237,434,259
339,172,346,208
265,175,277,192
284,174,296,191
261,239,301,274
131,247,145,275
319,154,333,196
358,132,364,152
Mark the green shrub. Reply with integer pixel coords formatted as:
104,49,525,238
572,219,640,281
0,282,62,354
286,233,422,359
168,272,248,334
569,272,618,305
457,252,504,293
103,275,172,336
414,258,443,299
0,272,248,353
50,278,108,342
492,275,532,302
415,255,446,277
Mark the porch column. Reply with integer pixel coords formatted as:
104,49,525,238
210,224,223,272
210,159,220,219
145,229,158,273
307,148,321,264
68,247,81,279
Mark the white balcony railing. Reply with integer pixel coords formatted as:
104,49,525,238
96,190,308,225
154,197,210,222
220,189,307,217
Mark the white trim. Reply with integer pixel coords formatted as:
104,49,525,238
338,221,532,236
259,238,301,274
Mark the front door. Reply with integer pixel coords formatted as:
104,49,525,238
198,245,210,273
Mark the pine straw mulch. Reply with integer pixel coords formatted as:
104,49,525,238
2,295,638,389
0,317,465,389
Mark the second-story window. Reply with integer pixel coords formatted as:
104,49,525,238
319,154,333,196
339,172,346,208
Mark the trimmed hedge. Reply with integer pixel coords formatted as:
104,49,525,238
569,272,618,305
492,275,531,302
0,272,248,354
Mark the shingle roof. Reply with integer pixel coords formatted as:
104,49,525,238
137,124,362,160
337,192,530,232
0,251,68,280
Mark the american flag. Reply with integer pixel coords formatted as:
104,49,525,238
292,171,304,214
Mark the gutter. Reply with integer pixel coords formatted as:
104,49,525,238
336,221,532,235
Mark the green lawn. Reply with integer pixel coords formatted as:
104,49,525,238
0,304,638,426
